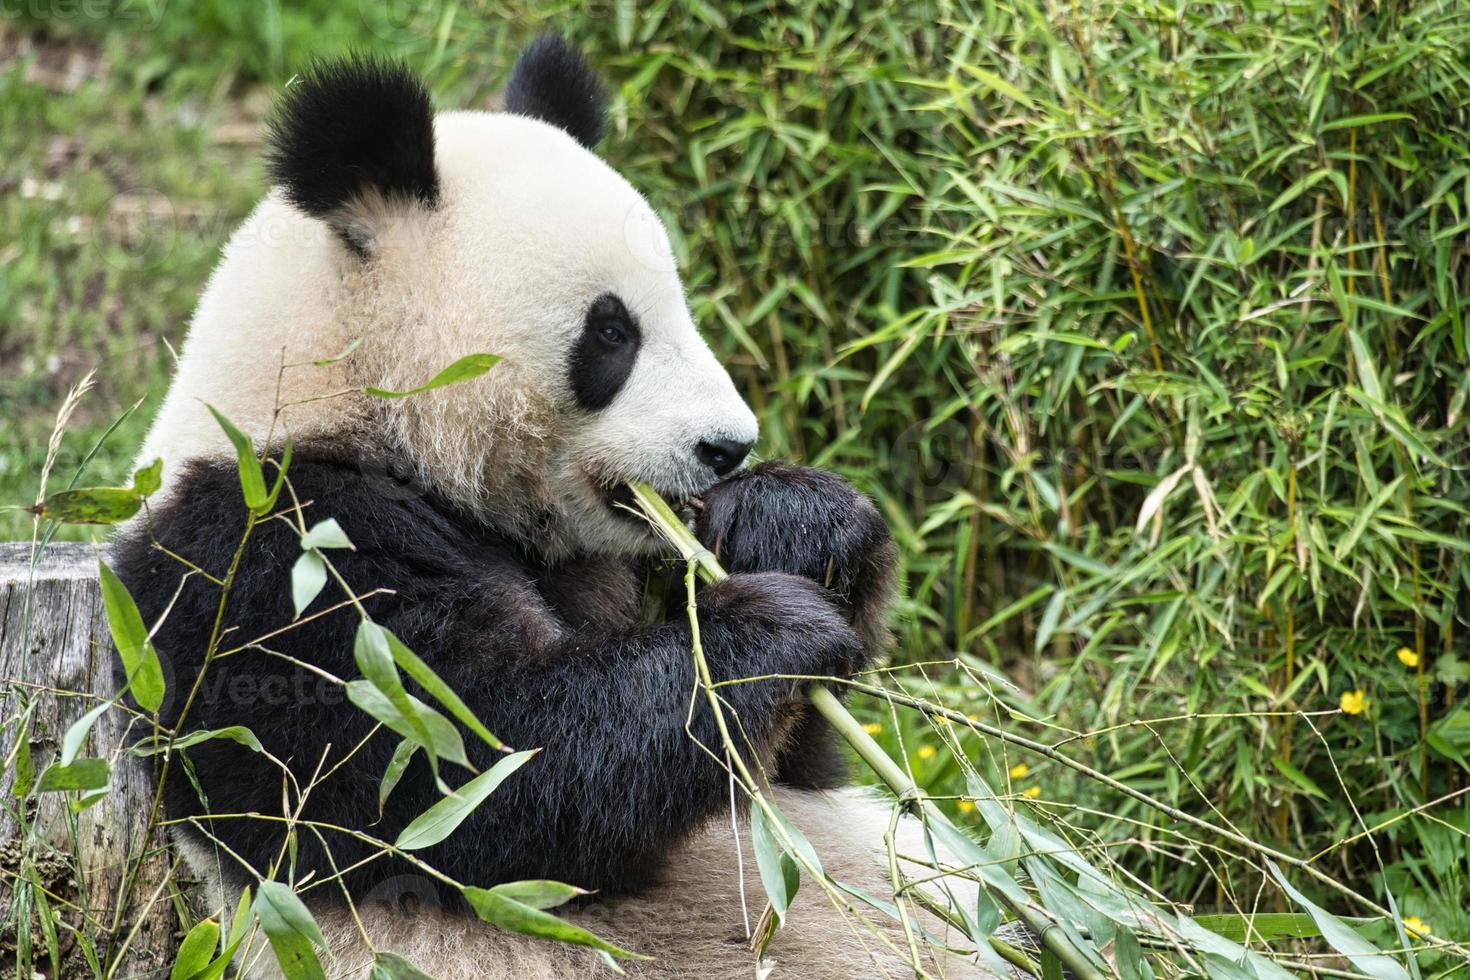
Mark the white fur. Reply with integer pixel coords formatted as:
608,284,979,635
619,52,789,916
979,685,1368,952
185,788,992,980
137,111,755,557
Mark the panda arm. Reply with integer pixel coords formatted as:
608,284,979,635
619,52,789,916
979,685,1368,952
695,462,897,653
114,453,860,901
415,573,859,895
694,462,899,788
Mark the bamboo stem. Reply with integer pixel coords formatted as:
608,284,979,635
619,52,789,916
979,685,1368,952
628,482,1109,980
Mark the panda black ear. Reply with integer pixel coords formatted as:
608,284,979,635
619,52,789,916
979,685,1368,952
266,54,438,251
504,36,608,149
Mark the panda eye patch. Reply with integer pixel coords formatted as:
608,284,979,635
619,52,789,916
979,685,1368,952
569,293,642,411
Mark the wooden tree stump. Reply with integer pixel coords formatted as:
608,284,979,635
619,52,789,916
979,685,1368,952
1,541,178,980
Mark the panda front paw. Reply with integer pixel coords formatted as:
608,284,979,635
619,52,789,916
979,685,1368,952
695,463,896,644
698,571,865,678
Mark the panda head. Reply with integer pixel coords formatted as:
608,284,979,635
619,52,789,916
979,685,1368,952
262,38,757,557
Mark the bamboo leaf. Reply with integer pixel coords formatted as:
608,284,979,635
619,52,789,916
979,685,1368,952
59,702,110,767
464,886,645,962
27,486,142,524
369,953,436,980
379,738,418,816
37,756,110,793
395,749,537,850
98,560,165,712
206,404,268,512
253,881,326,980
1268,863,1409,980
345,681,470,770
365,354,500,398
170,918,220,980
130,726,263,756
380,626,505,751
1193,913,1325,942
488,880,589,911
291,550,327,618
750,800,801,924
301,518,353,551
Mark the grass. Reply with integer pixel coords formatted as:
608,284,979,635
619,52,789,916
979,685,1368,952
4,0,1470,973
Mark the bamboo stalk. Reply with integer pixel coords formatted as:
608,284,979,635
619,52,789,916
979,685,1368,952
627,482,1108,980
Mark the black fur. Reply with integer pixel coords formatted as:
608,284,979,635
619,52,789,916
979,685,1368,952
504,35,608,149
110,447,885,906
569,293,641,411
695,461,898,789
266,55,438,248
696,461,897,652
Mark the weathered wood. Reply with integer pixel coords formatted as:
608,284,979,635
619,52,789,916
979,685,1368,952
1,541,177,980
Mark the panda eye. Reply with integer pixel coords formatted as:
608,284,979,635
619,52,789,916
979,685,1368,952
597,321,627,345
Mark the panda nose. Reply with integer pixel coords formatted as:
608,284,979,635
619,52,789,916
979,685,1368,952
695,438,753,477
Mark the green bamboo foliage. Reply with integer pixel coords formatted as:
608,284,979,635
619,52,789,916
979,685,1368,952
5,0,1470,960
573,0,1470,946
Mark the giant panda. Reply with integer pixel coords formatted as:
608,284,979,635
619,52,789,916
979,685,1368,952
111,36,993,979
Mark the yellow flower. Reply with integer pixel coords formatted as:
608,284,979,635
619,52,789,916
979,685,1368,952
957,800,975,813
918,745,937,760
862,722,882,735
1396,647,1420,668
1403,916,1432,939
934,715,951,726
1022,786,1041,799
1339,689,1369,715
966,713,979,723
1008,763,1030,780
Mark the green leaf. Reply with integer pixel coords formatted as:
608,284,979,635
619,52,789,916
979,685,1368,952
253,881,326,980
37,757,110,792
301,518,353,551
172,890,253,980
464,886,645,961
262,437,294,515
379,738,418,817
395,749,537,850
27,861,63,974
1202,953,1259,980
170,918,220,980
130,726,263,756
488,880,589,911
206,404,268,512
1269,756,1329,800
1194,913,1324,943
291,551,327,618
1318,112,1414,132
1428,703,1470,771
369,952,437,980
1347,329,1383,402
345,682,470,769
1268,863,1409,980
313,336,363,366
1041,948,1065,980
379,627,505,751
749,801,802,924
11,716,34,798
355,621,442,773
28,486,142,524
364,353,500,399
59,702,110,767
227,884,254,946
132,458,164,496
98,561,165,712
